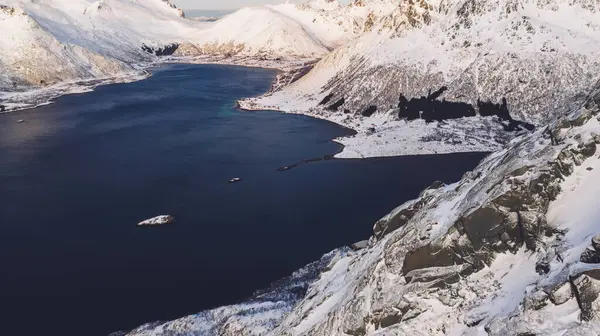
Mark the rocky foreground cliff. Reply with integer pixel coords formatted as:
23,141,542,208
120,80,600,335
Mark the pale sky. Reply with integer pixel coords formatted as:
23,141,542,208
173,0,298,10
173,0,351,10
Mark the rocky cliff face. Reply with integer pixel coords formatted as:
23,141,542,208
246,0,600,158
121,81,600,336
318,0,600,124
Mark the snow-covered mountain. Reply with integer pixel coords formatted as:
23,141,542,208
245,0,600,157
0,0,372,109
120,73,600,336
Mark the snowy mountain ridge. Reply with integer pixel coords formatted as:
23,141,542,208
243,0,600,158
121,74,600,336
0,0,388,110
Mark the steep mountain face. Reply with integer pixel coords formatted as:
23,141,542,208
0,4,133,91
121,78,600,336
247,0,600,157
0,0,376,109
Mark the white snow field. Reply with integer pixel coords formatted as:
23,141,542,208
5,1,600,335
123,80,600,336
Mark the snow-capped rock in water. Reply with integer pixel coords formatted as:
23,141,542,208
120,74,600,336
137,215,175,226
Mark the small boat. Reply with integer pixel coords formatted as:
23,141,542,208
17,119,25,123
229,177,242,183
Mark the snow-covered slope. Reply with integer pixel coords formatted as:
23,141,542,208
0,0,369,110
119,76,600,336
0,5,133,94
245,0,600,158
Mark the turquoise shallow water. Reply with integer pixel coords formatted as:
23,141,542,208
0,64,486,335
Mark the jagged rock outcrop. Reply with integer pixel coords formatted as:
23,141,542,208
125,79,600,336
245,0,600,158
580,235,600,264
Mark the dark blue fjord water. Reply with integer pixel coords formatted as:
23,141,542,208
0,64,486,336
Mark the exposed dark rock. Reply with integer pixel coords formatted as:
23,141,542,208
581,248,600,264
276,155,335,172
458,206,506,250
350,240,369,251
403,264,468,288
580,236,600,264
492,191,526,211
318,93,334,105
592,235,600,251
286,64,314,86
466,318,484,327
548,282,573,305
398,87,475,122
478,98,535,131
343,109,352,114
397,87,534,132
584,269,600,281
142,43,179,56
478,97,511,120
267,61,317,92
535,262,550,275
516,211,547,251
571,274,600,321
0,104,5,112
373,197,431,240
344,325,366,336
402,240,469,275
327,98,345,111
378,311,402,329
570,112,594,127
427,181,445,190
544,126,562,145
362,105,377,117
372,300,425,329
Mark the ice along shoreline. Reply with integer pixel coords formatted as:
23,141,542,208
0,56,314,114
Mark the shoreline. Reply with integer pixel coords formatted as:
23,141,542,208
0,70,151,114
237,96,502,159
0,56,313,115
1,55,503,160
